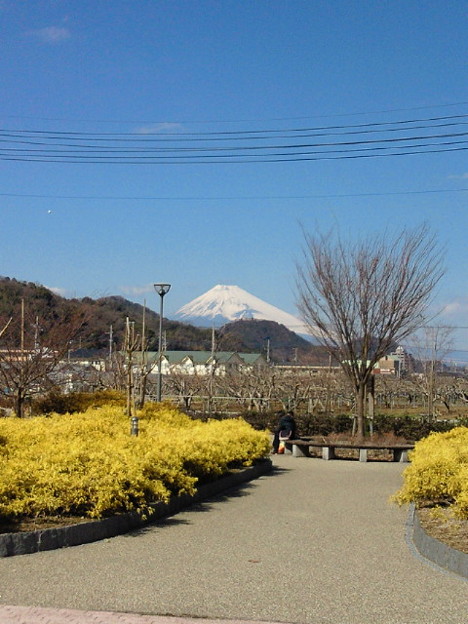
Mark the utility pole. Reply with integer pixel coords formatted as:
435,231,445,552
428,327,436,419
207,324,216,416
138,301,148,409
33,316,40,351
109,324,113,360
20,298,25,353
211,325,216,355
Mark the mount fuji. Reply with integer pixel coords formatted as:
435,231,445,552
173,285,311,336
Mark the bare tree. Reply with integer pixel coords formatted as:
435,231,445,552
0,306,86,417
165,371,205,410
411,325,454,417
0,318,12,339
296,224,444,436
122,317,140,422
135,302,157,409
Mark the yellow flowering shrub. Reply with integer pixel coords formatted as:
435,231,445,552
0,404,270,521
393,426,468,519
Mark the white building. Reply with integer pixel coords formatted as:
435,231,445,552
136,351,268,377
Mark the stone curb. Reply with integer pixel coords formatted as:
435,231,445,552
0,459,273,558
409,503,468,579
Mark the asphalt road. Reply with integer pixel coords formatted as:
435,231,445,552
0,455,466,624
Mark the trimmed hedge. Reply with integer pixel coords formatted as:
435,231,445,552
239,410,468,440
393,426,468,520
0,404,270,521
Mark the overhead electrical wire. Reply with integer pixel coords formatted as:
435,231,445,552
1,146,466,164
4,99,468,125
0,112,466,164
1,113,467,138
0,188,466,201
2,122,467,146
1,135,467,156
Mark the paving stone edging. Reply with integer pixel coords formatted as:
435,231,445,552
0,459,273,558
409,504,468,579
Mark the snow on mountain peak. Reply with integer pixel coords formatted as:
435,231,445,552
174,284,310,335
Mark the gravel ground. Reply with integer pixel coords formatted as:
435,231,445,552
0,455,466,624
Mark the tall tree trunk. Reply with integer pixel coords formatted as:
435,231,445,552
16,389,24,419
137,373,147,410
356,383,366,437
367,375,375,435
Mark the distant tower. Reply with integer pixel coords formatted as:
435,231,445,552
391,346,412,374
211,325,216,355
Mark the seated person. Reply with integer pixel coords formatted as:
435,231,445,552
272,410,296,453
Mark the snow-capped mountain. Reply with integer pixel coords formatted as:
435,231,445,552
174,284,310,336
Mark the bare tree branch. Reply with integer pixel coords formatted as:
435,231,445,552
296,223,444,436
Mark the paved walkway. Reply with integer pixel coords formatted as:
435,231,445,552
0,455,466,624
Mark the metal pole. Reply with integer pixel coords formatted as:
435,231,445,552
130,416,139,436
154,283,171,403
157,292,164,402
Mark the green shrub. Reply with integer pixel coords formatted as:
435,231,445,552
373,414,468,440
190,409,467,440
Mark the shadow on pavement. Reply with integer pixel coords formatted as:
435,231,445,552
123,465,289,538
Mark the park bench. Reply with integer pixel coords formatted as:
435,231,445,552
283,439,414,462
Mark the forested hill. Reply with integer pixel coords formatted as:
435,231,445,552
218,319,328,364
0,277,216,354
0,277,322,362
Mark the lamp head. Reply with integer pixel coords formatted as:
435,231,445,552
154,283,171,297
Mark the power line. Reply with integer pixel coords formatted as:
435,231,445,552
1,111,466,164
3,100,468,125
0,189,466,201
2,131,467,152
422,326,468,330
1,145,465,164
1,113,466,139
2,140,466,161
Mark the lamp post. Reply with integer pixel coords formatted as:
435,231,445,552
154,283,171,401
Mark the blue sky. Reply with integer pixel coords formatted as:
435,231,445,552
1,1,467,355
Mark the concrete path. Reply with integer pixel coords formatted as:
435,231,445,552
0,455,466,624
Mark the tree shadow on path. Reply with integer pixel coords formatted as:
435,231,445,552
122,465,290,539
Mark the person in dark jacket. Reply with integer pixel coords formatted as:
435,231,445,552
272,410,296,453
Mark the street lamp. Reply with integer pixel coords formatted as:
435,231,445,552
154,283,171,401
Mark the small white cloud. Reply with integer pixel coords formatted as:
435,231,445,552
440,298,468,317
28,26,71,44
134,122,183,135
448,172,468,180
442,302,462,315
120,284,155,296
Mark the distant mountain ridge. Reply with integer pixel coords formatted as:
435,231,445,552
0,277,323,363
0,277,214,354
174,284,310,336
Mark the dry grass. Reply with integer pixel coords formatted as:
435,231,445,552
321,432,410,446
417,507,468,554
0,515,88,534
